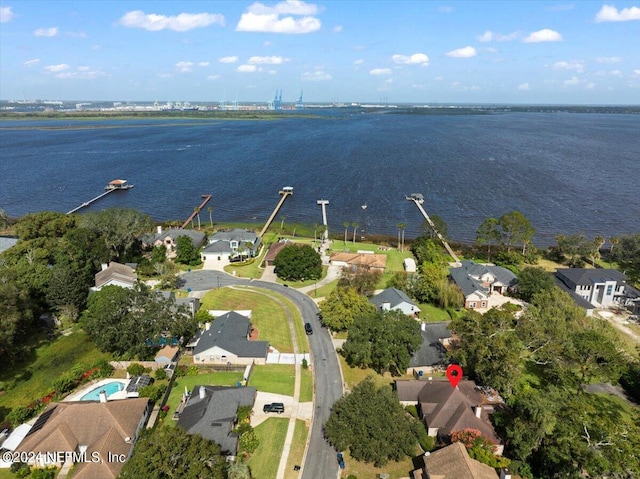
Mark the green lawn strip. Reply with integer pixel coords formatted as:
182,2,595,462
338,355,410,391
340,447,418,479
275,265,328,287
418,303,451,322
0,469,16,479
0,331,110,411
199,287,293,352
163,372,244,428
283,419,310,479
247,417,289,479
307,278,338,299
223,244,269,279
298,367,313,403
248,365,295,396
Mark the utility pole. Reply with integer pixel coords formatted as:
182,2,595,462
317,199,330,242
360,203,367,240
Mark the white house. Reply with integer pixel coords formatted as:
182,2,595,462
369,287,421,317
92,262,137,291
554,268,627,309
200,229,261,268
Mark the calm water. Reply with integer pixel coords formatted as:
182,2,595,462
1,111,639,245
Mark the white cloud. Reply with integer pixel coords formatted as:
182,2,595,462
470,85,481,91
477,30,519,42
438,6,453,13
595,4,640,22
118,10,225,32
264,40,272,47
333,25,342,32
524,29,563,43
24,59,40,66
56,69,105,79
369,68,392,75
157,73,173,78
518,82,530,91
1,6,14,22
354,59,364,65
198,62,210,67
446,46,477,58
175,61,194,72
248,55,289,64
392,53,429,65
66,31,87,38
219,56,239,64
34,27,59,37
302,70,332,81
586,82,596,90
237,64,258,72
268,70,277,75
610,69,623,77
207,74,221,80
633,69,640,77
596,56,621,64
44,64,70,72
434,76,444,81
236,0,321,33
564,76,582,85
552,60,585,73
385,78,393,84
546,3,575,12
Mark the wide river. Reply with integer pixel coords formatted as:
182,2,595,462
1,110,639,246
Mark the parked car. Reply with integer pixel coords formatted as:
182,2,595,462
263,403,285,414
305,323,313,335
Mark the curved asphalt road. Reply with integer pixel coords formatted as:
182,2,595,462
180,271,341,479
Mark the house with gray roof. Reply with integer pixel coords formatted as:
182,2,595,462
201,229,261,268
369,287,420,317
142,227,206,258
449,260,518,310
190,311,269,365
177,385,256,456
554,268,627,311
0,236,18,255
406,322,452,376
92,262,137,291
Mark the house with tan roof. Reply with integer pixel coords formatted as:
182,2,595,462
330,251,387,271
92,262,137,291
411,441,500,479
14,398,150,479
396,379,504,455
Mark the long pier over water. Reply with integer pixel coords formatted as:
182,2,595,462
66,189,115,215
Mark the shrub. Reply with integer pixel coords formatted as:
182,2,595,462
127,363,146,377
52,376,77,395
95,359,114,378
154,368,167,380
405,405,418,418
10,462,30,478
7,406,34,427
31,466,58,479
301,358,308,370
174,365,188,378
139,383,165,402
187,365,199,376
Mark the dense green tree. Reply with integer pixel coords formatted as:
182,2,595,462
410,262,447,304
410,236,445,266
498,211,535,254
324,377,418,466
151,244,167,264
0,267,35,365
119,426,227,479
420,215,448,241
341,310,421,375
515,266,555,303
273,244,322,281
227,461,251,479
80,208,153,262
476,217,501,262
0,208,10,230
610,233,640,284
81,285,196,359
319,286,376,331
386,271,409,292
176,235,199,265
552,233,593,267
337,265,381,296
15,211,76,241
45,260,92,321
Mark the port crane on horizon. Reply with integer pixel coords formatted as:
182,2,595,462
406,193,461,265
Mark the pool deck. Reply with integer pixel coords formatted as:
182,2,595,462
63,378,130,402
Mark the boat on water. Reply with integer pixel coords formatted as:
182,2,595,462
105,179,134,190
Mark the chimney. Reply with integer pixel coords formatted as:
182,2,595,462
421,322,426,331
101,263,108,271
99,390,108,403
475,406,482,418
199,386,206,399
382,302,391,311
157,225,163,234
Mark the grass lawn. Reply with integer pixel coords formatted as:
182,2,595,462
163,371,244,427
340,448,418,479
530,258,566,272
248,365,295,397
247,417,289,479
0,330,110,413
199,287,293,352
223,247,268,279
338,355,411,392
0,470,16,479
418,303,451,322
284,419,309,479
307,279,339,299
299,367,313,403
275,266,328,288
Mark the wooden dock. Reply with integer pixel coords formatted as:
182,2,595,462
66,189,115,215
259,187,293,237
181,195,212,229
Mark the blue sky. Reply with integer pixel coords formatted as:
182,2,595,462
1,1,639,104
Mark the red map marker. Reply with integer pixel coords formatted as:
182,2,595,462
446,364,463,388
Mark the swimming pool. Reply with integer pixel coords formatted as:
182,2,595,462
79,381,126,401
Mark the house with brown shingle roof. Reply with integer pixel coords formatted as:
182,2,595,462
330,251,387,271
14,398,150,479
411,442,499,479
93,262,137,291
396,379,503,454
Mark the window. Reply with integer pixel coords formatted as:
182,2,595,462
606,285,613,295
481,301,487,308
469,302,477,308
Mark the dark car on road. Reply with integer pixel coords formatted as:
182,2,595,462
263,403,285,414
305,323,313,335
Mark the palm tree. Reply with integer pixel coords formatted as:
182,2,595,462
352,222,359,243
397,222,407,252
208,206,213,228
343,221,350,245
313,223,319,243
609,236,619,254
280,215,286,233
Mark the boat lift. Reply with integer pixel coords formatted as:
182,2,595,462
259,187,294,237
405,193,461,265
